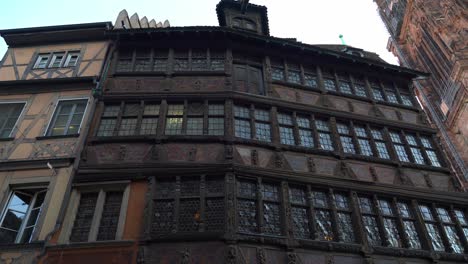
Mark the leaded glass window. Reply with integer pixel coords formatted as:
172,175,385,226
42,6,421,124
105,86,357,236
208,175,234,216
118,103,139,136
210,50,225,71
371,128,390,159
370,80,385,101
405,133,425,165
271,61,285,81
420,136,441,167
297,116,314,147
400,94,414,106
165,104,184,135
141,104,160,135
312,191,333,241
315,119,334,151
397,202,421,249
173,50,189,71
354,125,373,156
191,49,208,71
134,49,152,71
454,210,468,241
418,205,445,251
304,68,318,89
153,49,168,72
278,113,295,145
97,191,124,241
390,131,410,162
383,83,399,104
254,109,271,142
262,183,281,235
353,76,368,97
323,78,337,92
208,104,224,135
358,197,382,246
436,207,464,253
337,123,356,154
153,176,224,236
186,102,204,135
237,179,258,233
334,193,355,242
287,64,301,84
377,199,403,247
337,73,352,94
116,49,133,72
234,105,251,139
289,186,310,239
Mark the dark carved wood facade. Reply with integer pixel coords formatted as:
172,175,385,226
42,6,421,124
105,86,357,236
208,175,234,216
35,1,468,263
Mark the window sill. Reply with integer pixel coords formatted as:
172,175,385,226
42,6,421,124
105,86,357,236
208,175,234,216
36,134,80,140
0,137,14,142
0,241,44,250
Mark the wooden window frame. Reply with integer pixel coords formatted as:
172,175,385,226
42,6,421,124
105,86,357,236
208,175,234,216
58,183,130,243
0,102,26,138
45,98,88,136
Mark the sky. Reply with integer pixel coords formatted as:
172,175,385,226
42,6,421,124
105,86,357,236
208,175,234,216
0,0,399,65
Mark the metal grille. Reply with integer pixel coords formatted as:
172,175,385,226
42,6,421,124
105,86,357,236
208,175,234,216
291,207,310,239
205,198,224,231
179,199,200,232
153,201,174,234
181,178,200,197
97,192,123,241
70,193,98,242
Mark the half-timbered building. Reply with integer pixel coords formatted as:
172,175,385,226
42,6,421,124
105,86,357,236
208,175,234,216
33,0,468,263
0,22,111,262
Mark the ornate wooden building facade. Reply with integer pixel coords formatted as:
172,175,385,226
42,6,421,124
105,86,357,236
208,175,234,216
373,0,468,187
1,0,467,263
0,22,111,262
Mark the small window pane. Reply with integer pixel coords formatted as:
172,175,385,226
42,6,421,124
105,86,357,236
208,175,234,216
234,106,250,118
97,119,116,137
354,84,367,97
118,118,137,136
208,118,224,135
279,127,295,145
140,118,158,135
419,205,433,221
340,136,356,154
271,67,285,81
358,139,373,156
324,78,337,91
165,118,183,135
208,104,224,115
277,113,293,125
304,74,317,88
375,142,390,159
319,133,334,151
144,104,160,116
299,129,314,147
297,117,310,128
312,191,328,207
372,88,385,101
287,70,301,84
339,81,352,94
254,109,270,121
400,94,413,106
410,147,425,164
186,118,203,135
235,119,251,139
97,192,123,241
426,150,441,167
167,105,184,116
255,123,271,142
395,145,410,162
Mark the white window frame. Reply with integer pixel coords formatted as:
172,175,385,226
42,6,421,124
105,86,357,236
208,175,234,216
0,101,27,138
0,187,48,244
48,52,66,68
63,51,81,67
33,54,51,69
58,182,130,243
44,98,89,136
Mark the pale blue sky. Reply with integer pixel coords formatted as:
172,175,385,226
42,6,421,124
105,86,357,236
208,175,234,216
0,0,398,64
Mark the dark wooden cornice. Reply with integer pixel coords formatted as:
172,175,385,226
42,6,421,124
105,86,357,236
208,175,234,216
0,22,112,47
0,76,96,95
